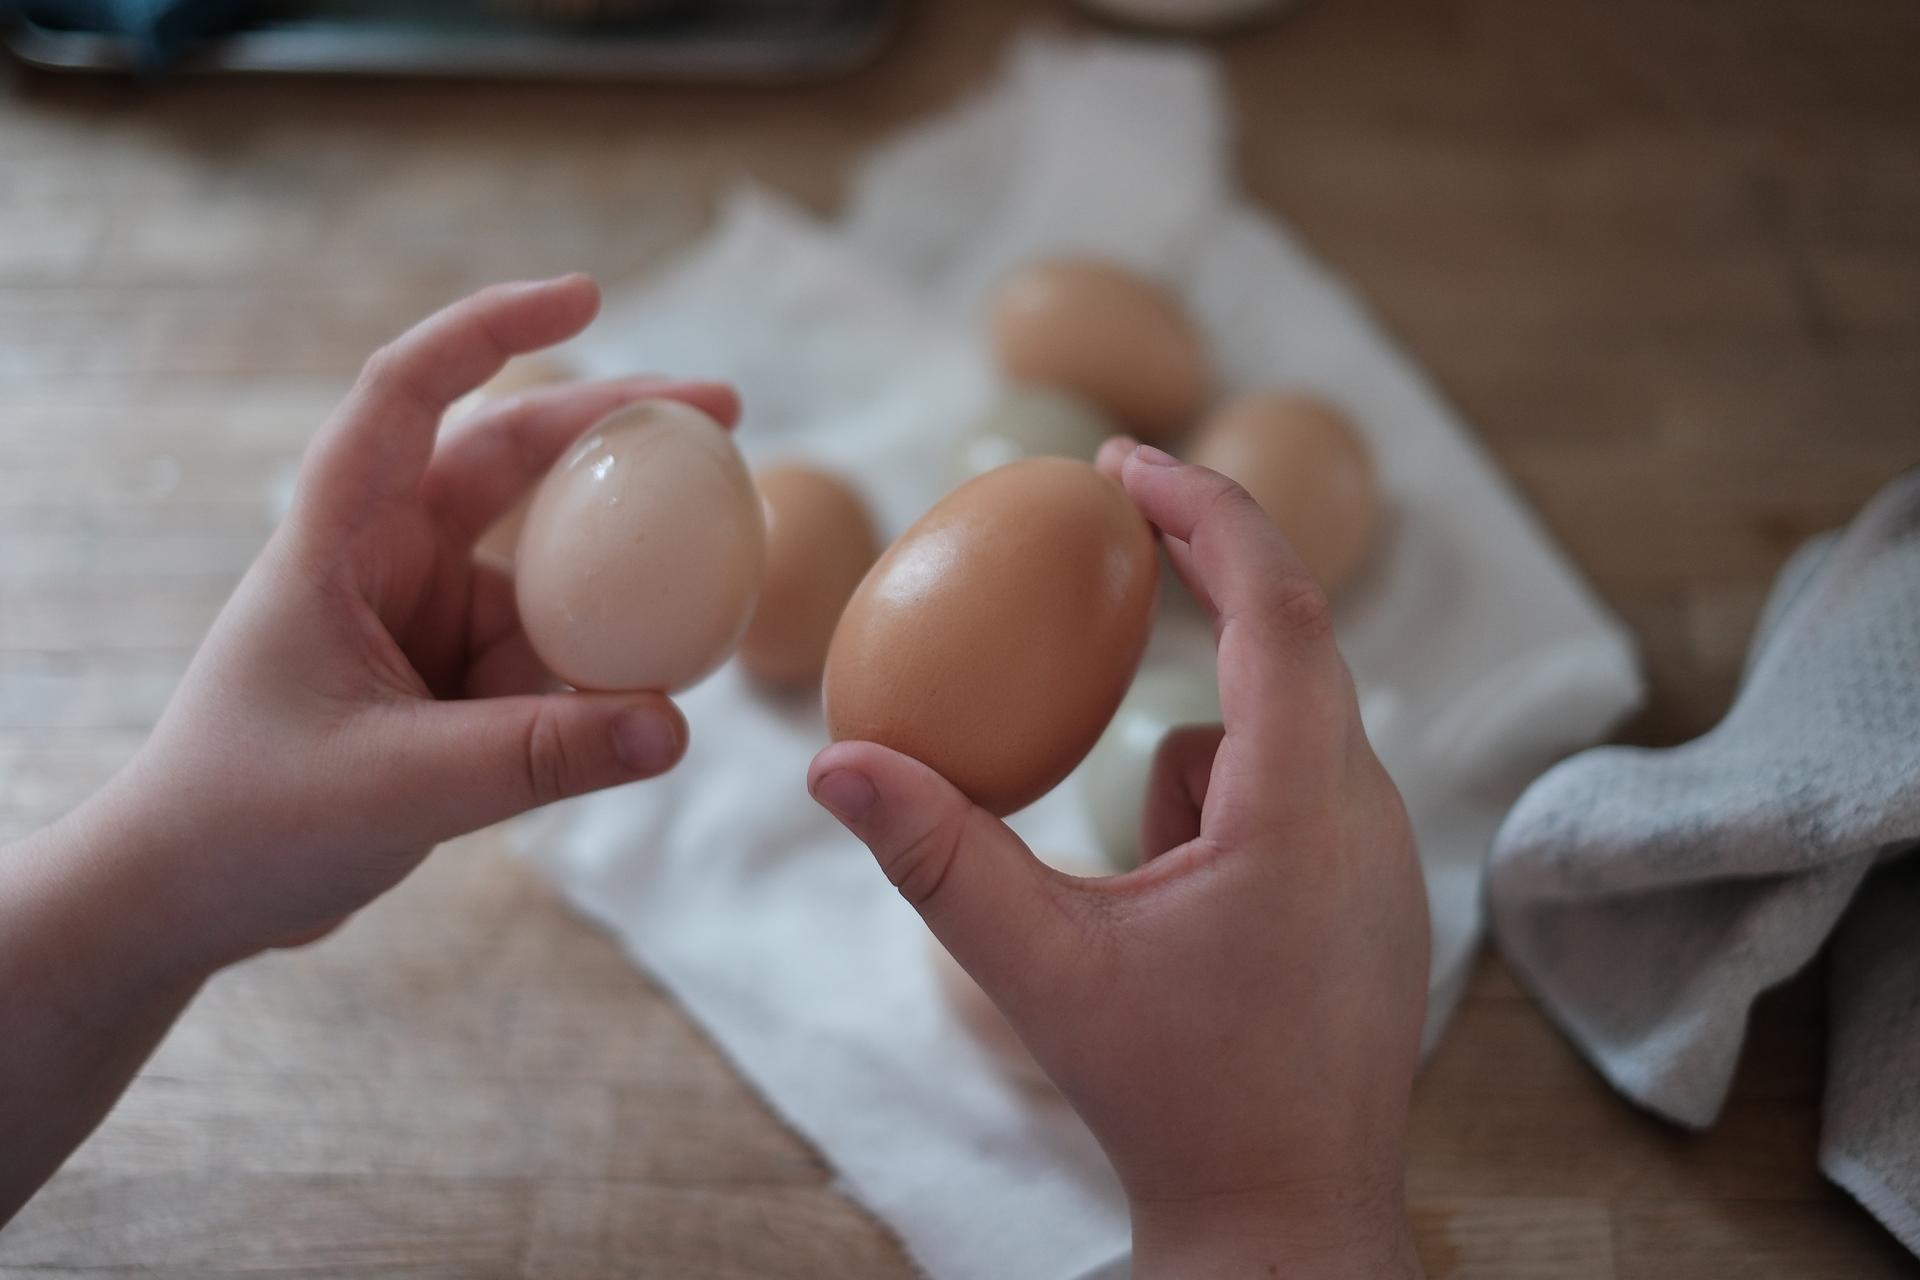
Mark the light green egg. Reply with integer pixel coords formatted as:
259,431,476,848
1081,664,1223,871
952,387,1119,483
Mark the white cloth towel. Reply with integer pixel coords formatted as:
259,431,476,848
1490,468,1920,1257
513,37,1643,1280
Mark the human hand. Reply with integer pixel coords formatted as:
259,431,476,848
808,441,1430,1278
95,274,739,972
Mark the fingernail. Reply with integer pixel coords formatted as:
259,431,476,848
613,707,681,774
812,769,878,824
1132,444,1180,467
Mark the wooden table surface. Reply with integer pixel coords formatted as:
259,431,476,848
3,0,1917,1275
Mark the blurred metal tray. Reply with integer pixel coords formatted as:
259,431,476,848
3,0,901,81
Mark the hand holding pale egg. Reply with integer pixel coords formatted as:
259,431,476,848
810,443,1429,1280
86,275,742,968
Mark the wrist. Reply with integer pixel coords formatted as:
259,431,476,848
1129,1180,1423,1280
10,772,238,993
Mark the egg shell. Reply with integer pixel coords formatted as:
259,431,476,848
738,465,880,689
824,456,1158,816
987,257,1208,441
950,387,1119,484
515,400,765,693
1190,392,1380,594
450,356,575,571
1082,665,1223,870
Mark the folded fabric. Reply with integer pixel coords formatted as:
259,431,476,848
1490,467,1920,1256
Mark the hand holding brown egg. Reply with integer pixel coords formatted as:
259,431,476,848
810,444,1428,1278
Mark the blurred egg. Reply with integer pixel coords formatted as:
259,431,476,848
987,257,1208,441
825,457,1157,816
1081,665,1222,870
739,464,880,689
515,400,765,693
449,356,575,572
1190,392,1380,594
951,387,1118,483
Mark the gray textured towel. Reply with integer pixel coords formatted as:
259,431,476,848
1489,468,1920,1255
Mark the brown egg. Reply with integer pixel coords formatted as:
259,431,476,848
825,457,1158,816
515,400,765,693
449,355,575,572
1190,392,1380,594
739,465,880,689
986,257,1208,442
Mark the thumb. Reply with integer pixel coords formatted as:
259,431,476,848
385,691,686,839
808,741,1077,1006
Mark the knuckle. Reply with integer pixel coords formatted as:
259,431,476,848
520,703,577,806
1196,468,1264,526
356,342,405,394
1261,572,1333,644
883,809,969,912
356,341,440,419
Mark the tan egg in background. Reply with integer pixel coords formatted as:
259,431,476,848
986,257,1208,443
447,355,576,572
1190,392,1381,594
738,465,880,690
515,400,765,693
824,457,1159,817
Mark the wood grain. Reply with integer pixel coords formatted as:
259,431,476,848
3,0,1918,1275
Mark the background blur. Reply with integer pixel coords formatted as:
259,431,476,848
3,1,1918,1275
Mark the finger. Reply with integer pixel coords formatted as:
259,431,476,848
1096,437,1217,615
464,629,557,700
808,741,1078,1010
462,568,553,698
1117,445,1352,784
272,915,351,950
304,275,601,512
421,376,743,547
1093,433,1136,481
382,689,685,839
1140,723,1224,861
467,565,522,655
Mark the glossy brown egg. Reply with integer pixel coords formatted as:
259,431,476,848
986,257,1208,442
738,465,880,689
824,457,1158,816
1190,392,1380,594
